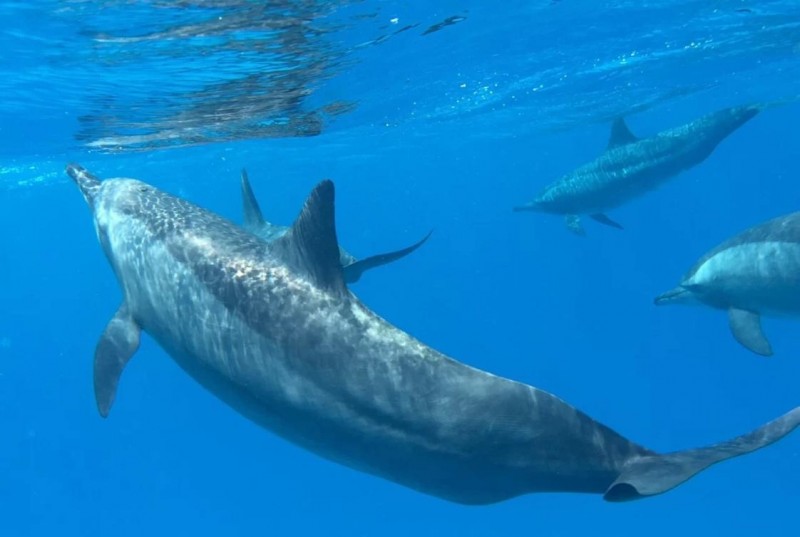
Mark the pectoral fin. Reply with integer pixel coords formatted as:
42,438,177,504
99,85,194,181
94,303,141,417
728,307,772,356
590,213,624,230
564,215,586,236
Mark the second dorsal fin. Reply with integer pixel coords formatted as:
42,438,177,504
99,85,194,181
607,117,638,150
241,168,266,227
275,180,347,295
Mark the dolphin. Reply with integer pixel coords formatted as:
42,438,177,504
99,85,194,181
513,104,762,235
655,211,800,357
68,162,799,504
240,168,431,283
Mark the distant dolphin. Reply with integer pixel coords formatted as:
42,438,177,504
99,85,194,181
68,163,799,504
656,211,800,356
514,104,762,235
240,169,431,283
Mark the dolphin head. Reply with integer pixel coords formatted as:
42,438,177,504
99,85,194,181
721,104,761,131
654,285,699,306
695,104,762,143
653,285,696,306
67,163,102,209
512,195,551,213
67,164,161,265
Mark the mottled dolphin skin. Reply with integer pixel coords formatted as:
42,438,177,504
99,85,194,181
68,162,800,504
240,168,431,283
514,104,761,235
656,212,800,357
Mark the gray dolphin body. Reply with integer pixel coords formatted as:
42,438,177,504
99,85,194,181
514,105,761,235
240,169,431,284
68,162,799,504
656,212,800,357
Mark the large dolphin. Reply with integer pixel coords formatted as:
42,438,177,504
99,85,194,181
240,168,431,284
513,104,762,235
655,211,800,357
68,162,799,504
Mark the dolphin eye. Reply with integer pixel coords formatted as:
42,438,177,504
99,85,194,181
139,186,148,192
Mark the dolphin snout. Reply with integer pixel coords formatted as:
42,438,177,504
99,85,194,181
654,286,691,306
66,163,101,208
513,200,543,212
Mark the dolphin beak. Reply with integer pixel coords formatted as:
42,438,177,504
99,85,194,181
66,163,101,208
512,201,541,212
654,286,691,306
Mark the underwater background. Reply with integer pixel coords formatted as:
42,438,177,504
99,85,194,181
1,0,800,535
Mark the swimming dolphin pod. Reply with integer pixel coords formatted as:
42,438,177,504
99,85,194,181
514,104,762,235
68,163,799,504
656,211,800,357
240,168,432,283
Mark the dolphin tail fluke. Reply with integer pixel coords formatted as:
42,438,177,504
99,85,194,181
342,230,433,283
240,168,266,227
94,303,141,418
603,406,800,502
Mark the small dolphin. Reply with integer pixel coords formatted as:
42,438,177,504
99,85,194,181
240,169,431,283
514,104,761,235
68,163,799,504
656,212,800,356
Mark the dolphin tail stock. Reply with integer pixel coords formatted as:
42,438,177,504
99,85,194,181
603,406,800,502
342,230,433,283
240,168,266,227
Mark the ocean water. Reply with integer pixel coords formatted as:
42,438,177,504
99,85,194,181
2,1,800,536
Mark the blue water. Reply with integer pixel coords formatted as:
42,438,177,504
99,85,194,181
2,1,800,535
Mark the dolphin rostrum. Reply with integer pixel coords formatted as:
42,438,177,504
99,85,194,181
240,168,431,284
68,163,799,504
513,104,761,235
656,211,800,357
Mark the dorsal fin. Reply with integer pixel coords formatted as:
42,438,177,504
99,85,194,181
275,180,347,295
607,117,638,150
240,168,265,227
